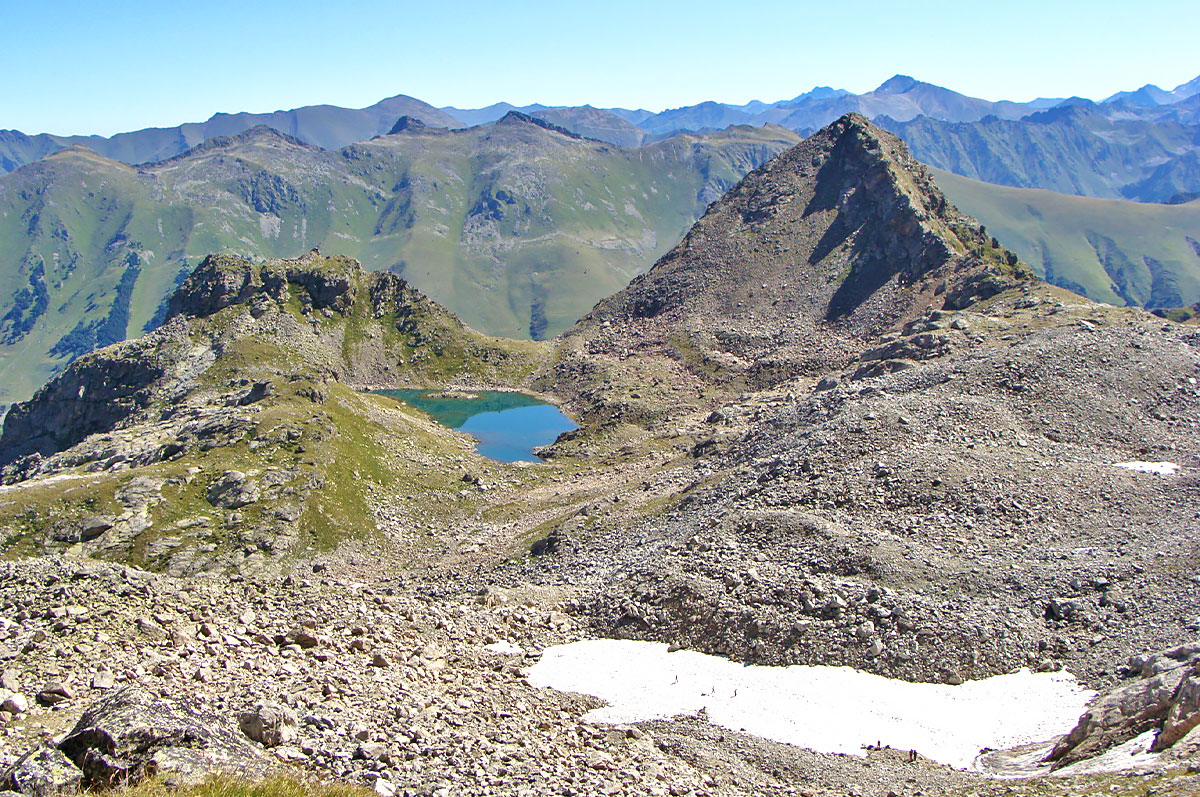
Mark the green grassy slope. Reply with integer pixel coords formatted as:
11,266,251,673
0,122,802,409
934,167,1200,307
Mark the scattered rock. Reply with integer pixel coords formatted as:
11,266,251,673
35,683,71,707
238,702,298,749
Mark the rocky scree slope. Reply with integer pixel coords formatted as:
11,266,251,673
503,117,1200,772
544,113,1030,425
516,287,1200,689
0,251,548,574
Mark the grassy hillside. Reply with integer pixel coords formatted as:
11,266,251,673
0,121,801,409
934,167,1200,307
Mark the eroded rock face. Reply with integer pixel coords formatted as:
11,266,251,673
165,250,362,322
57,684,269,787
0,338,171,466
1047,645,1200,767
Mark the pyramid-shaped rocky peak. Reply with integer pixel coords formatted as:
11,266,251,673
571,113,1030,380
388,115,428,135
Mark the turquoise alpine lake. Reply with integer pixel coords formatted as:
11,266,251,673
377,390,578,463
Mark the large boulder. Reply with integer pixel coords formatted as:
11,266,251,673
3,746,82,797
206,471,260,509
57,684,270,787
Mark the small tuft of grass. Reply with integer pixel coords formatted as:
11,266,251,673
120,774,372,797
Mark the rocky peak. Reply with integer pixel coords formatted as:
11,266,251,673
494,111,582,140
164,126,314,163
387,115,428,135
577,113,1027,346
548,113,1032,417
165,250,364,321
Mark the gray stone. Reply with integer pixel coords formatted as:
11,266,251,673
238,702,298,749
0,690,28,715
35,683,71,707
206,471,260,509
1153,666,1200,751
78,517,113,542
0,670,19,692
3,746,82,797
1045,597,1082,622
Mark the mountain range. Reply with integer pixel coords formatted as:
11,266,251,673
4,71,1200,413
5,73,1198,175
881,96,1200,203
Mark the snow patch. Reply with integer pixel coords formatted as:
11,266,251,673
1113,461,1180,475
526,639,1094,771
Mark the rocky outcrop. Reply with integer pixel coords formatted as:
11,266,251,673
3,684,269,794
238,702,298,748
165,250,361,321
1047,644,1200,767
0,321,191,466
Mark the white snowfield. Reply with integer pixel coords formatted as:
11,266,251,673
1113,461,1181,475
526,639,1095,771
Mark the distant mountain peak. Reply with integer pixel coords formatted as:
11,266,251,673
877,75,920,94
495,111,583,139
1173,73,1200,99
161,125,314,164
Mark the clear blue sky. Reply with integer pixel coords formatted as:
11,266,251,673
2,0,1196,136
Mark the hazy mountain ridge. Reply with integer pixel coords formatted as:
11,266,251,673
0,94,459,174
8,73,1198,175
882,96,1200,203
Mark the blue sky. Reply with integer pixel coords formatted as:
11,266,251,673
2,0,1196,136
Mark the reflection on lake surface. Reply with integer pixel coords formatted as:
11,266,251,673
377,390,577,463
